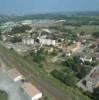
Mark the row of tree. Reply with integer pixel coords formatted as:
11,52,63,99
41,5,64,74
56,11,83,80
11,25,32,33
51,69,77,86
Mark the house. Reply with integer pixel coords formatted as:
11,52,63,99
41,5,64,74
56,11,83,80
44,47,54,53
8,68,24,82
22,82,42,100
39,38,56,46
80,55,92,62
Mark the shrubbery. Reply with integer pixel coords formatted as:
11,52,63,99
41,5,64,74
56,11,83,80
11,25,32,33
51,69,77,86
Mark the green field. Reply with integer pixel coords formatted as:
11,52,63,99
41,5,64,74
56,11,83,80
0,91,8,100
65,25,99,33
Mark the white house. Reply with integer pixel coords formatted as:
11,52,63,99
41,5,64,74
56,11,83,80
80,56,92,62
22,82,42,100
8,68,24,82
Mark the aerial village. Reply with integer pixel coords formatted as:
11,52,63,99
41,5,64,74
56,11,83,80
0,18,99,100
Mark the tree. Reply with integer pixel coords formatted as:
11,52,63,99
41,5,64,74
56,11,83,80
10,36,22,43
32,49,45,63
43,96,49,100
11,25,32,33
77,67,88,79
51,69,76,86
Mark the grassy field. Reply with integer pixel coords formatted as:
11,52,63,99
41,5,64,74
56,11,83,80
65,25,99,33
0,91,8,100
0,43,91,100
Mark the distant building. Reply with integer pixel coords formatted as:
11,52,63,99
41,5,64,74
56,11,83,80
22,20,33,25
39,38,56,46
8,68,24,82
42,29,51,33
22,38,34,45
3,21,17,27
96,39,99,48
55,20,66,23
22,82,42,100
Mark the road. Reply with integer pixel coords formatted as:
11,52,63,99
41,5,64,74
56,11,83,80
0,43,70,100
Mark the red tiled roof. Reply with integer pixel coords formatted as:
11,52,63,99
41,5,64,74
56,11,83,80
22,82,41,97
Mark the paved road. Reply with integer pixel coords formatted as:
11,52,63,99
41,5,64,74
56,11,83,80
0,44,69,100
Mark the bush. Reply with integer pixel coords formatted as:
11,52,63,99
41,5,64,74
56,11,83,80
51,69,76,86
32,49,45,63
11,25,32,33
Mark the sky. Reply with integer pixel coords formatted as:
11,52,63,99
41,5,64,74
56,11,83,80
0,0,99,15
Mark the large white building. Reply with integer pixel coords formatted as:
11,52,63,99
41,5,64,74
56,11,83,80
22,82,42,100
22,38,34,45
39,38,56,46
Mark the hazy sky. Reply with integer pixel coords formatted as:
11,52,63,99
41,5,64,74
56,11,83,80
0,0,99,15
